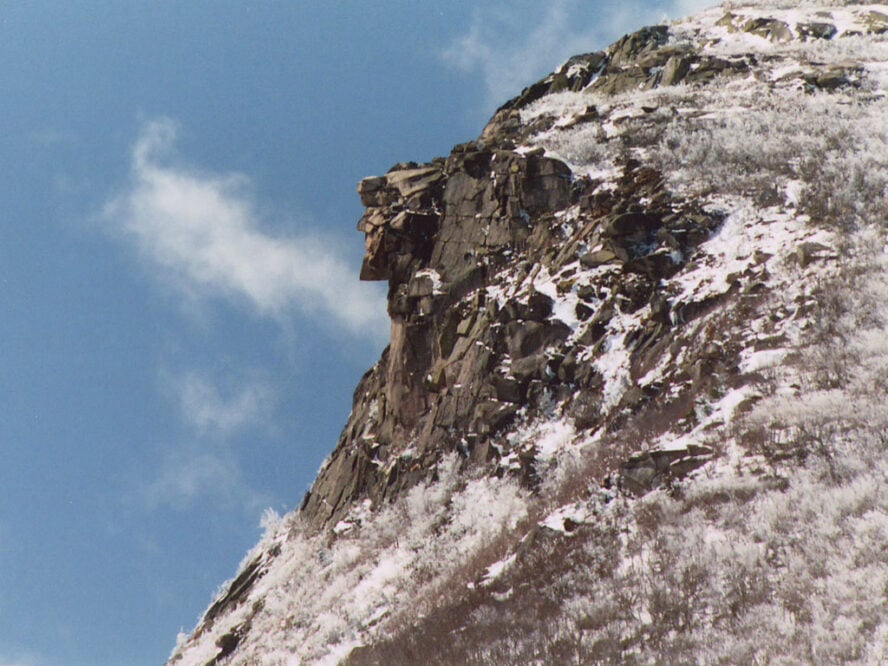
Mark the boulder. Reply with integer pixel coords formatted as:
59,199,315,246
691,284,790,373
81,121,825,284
609,25,669,67
743,18,793,42
505,320,571,359
569,389,602,430
385,166,444,199
357,176,388,207
863,10,888,35
795,241,834,268
576,302,594,321
803,65,861,91
580,246,620,268
715,13,738,31
660,55,691,86
558,52,608,91
210,630,243,665
684,56,748,84
624,249,682,280
619,445,714,495
407,272,438,298
600,211,661,238
491,374,524,403
500,290,554,322
510,353,549,382
797,22,837,40
521,155,573,214
472,400,519,436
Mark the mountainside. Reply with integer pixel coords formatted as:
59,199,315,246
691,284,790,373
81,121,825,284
169,2,888,664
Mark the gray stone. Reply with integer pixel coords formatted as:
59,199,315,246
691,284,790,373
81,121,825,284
660,55,691,86
407,273,437,298
743,18,793,42
864,10,888,34
619,446,714,495
797,22,837,40
795,241,834,267
385,166,444,199
609,25,669,67
357,176,388,207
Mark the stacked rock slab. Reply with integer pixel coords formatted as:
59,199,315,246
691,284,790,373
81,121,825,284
301,146,575,526
301,138,721,529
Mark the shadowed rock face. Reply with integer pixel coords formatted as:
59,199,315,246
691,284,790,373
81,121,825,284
300,131,722,528
301,146,576,527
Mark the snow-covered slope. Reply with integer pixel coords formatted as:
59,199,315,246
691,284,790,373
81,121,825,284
170,3,888,664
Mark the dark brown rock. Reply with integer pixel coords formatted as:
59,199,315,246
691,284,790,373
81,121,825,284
505,320,571,359
510,353,549,382
570,389,602,430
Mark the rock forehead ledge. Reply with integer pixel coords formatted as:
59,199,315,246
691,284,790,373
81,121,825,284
356,145,571,286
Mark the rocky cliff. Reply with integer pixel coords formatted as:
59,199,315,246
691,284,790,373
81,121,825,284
170,3,888,664
302,124,722,530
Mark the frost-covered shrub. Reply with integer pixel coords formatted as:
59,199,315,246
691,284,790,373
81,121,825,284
348,397,887,666
536,122,610,174
643,76,888,229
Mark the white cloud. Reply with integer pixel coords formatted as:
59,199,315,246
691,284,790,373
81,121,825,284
441,1,600,110
138,368,277,510
674,0,719,15
103,118,388,338
163,369,273,437
442,0,716,111
0,649,37,666
142,446,265,512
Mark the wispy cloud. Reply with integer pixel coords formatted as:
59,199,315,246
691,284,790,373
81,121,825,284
28,128,78,147
442,0,715,112
141,446,267,513
442,1,592,110
139,369,275,511
163,369,273,437
0,647,38,666
103,118,388,338
674,0,718,16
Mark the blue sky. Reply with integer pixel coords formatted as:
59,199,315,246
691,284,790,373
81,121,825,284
0,2,711,664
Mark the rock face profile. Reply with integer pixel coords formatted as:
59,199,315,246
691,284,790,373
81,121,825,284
170,3,888,665
301,148,722,530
